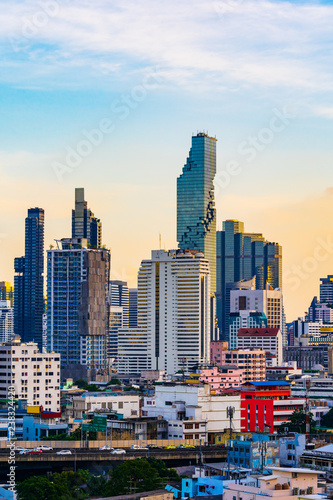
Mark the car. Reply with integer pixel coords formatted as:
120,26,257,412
99,446,113,451
19,449,30,455
130,444,146,450
146,444,160,449
111,448,126,455
27,449,42,454
178,444,195,449
34,445,53,451
165,445,176,449
56,450,72,455
14,446,27,452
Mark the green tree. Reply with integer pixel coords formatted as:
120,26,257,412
278,409,316,434
321,407,333,429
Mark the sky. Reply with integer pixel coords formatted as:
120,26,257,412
0,0,333,321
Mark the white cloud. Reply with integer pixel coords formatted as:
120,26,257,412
0,0,332,94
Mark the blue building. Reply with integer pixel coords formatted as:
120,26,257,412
22,415,68,441
181,476,225,499
228,434,280,471
177,132,217,295
14,208,44,350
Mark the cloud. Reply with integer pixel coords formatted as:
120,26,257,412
0,0,332,94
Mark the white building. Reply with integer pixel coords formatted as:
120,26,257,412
0,337,61,412
0,300,14,343
231,288,286,345
237,327,283,365
142,384,241,444
117,250,211,375
69,392,141,419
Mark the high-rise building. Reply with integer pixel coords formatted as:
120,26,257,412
320,275,333,303
216,219,282,341
129,288,138,329
72,188,102,248
229,311,267,349
47,238,110,372
110,281,129,327
0,337,61,413
0,300,14,343
0,282,14,307
177,133,217,295
14,208,44,350
117,249,211,374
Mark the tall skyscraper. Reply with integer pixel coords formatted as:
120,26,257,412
177,133,217,294
47,238,110,372
117,249,211,374
110,281,129,327
0,300,14,343
216,219,282,341
72,188,102,248
14,208,44,349
320,275,333,303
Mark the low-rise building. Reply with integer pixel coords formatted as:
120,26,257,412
68,392,141,419
216,349,266,382
142,384,241,444
279,433,306,467
301,443,333,474
195,366,243,392
107,417,167,441
228,436,280,470
22,414,68,440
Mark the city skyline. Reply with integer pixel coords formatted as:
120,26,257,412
1,0,333,323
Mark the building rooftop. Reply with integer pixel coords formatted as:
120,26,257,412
238,328,280,337
243,381,290,387
270,467,322,474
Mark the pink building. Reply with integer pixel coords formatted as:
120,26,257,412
215,348,266,382
198,366,243,393
210,341,228,364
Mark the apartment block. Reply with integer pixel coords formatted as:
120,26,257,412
214,347,266,382
237,327,283,365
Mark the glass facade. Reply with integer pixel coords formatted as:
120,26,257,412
14,208,44,350
216,220,282,341
72,187,102,248
177,133,217,294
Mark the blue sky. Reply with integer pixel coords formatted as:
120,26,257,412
1,0,333,320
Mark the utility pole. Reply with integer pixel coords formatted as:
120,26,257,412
305,378,311,436
227,406,235,480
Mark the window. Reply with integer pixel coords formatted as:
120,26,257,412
165,401,172,406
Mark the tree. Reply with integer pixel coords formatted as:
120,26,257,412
278,409,316,434
321,407,333,429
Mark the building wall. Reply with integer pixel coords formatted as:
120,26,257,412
219,349,266,382
237,328,283,365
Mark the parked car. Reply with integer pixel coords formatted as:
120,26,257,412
146,444,160,449
130,444,146,450
34,445,53,451
99,446,113,451
27,449,42,454
56,450,72,455
111,448,126,455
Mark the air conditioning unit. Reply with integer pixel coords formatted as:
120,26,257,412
307,487,314,494
293,488,299,495
299,489,306,495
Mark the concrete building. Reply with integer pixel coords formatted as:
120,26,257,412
0,337,60,413
68,392,141,419
237,328,283,365
0,301,14,343
47,238,110,373
284,345,333,372
72,187,102,248
266,362,302,381
0,282,14,307
291,375,333,400
142,384,241,444
22,414,68,440
214,348,266,383
320,275,333,303
301,443,333,474
229,311,267,349
210,341,229,365
224,468,323,500
195,366,243,392
117,249,211,375
279,434,306,467
228,436,280,470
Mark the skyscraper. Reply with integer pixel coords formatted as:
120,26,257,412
320,275,333,303
129,288,138,329
216,219,282,341
14,208,44,349
117,249,211,374
0,300,14,343
177,133,217,294
72,188,102,248
47,238,110,371
0,282,14,307
110,281,129,327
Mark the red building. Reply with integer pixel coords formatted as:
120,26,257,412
240,381,305,433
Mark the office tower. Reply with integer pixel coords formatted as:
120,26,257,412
177,133,217,294
0,337,60,413
117,249,211,374
0,300,14,343
110,281,129,327
72,188,102,248
0,282,14,307
216,219,282,341
320,275,333,303
129,288,138,329
14,208,44,350
47,238,110,372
